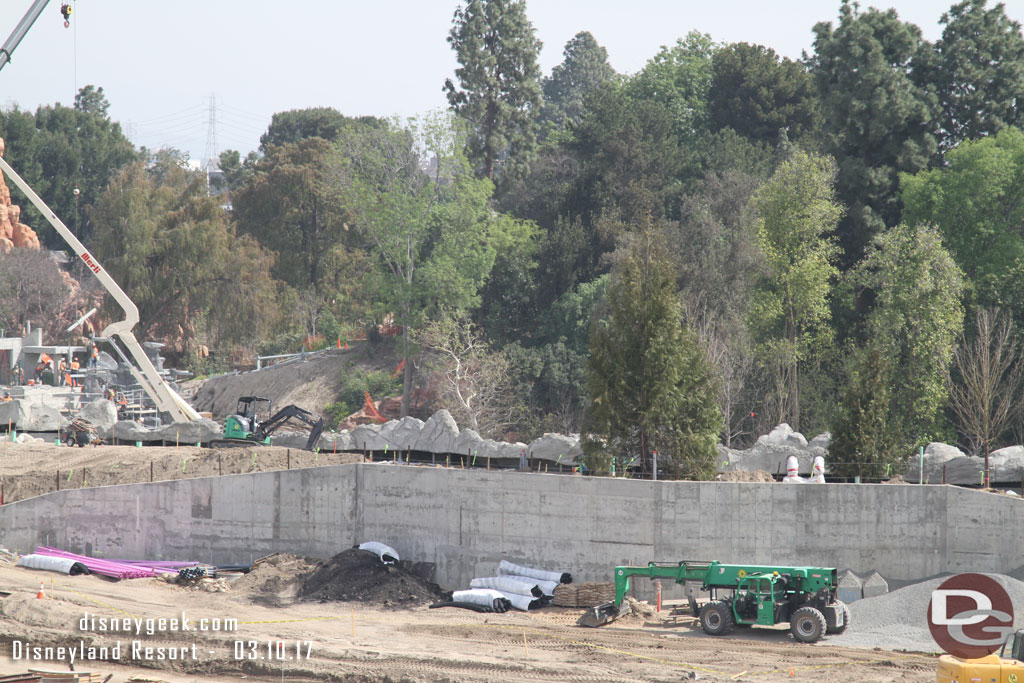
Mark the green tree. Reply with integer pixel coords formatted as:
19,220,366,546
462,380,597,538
901,127,1024,312
849,223,964,448
709,42,821,148
233,137,351,292
89,155,279,358
829,341,900,479
808,1,937,264
334,114,535,416
539,31,617,136
930,0,1024,154
583,230,722,480
627,31,716,143
748,149,842,431
259,108,381,151
213,149,259,194
444,0,543,182
0,86,139,247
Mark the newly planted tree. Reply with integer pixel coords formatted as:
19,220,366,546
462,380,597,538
583,229,721,479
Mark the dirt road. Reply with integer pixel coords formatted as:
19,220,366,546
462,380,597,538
0,560,937,683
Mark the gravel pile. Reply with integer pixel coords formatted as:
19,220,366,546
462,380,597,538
830,573,1024,652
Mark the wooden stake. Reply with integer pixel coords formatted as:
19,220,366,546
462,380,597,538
150,461,153,482
218,452,222,476
56,470,60,492
287,449,291,470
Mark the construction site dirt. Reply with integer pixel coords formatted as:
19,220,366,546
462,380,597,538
0,441,362,503
0,442,940,681
0,557,937,683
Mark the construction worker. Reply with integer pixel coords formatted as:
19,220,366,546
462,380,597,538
1,392,10,402
69,357,80,388
87,344,99,370
58,359,67,386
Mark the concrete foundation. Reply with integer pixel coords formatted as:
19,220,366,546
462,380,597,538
0,464,1019,594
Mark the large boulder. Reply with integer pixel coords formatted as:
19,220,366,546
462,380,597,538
78,399,118,436
413,410,459,453
528,433,582,465
0,399,29,429
350,422,387,452
720,423,829,475
379,416,425,451
19,402,65,431
153,418,221,444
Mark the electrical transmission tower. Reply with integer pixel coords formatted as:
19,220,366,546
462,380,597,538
204,94,218,180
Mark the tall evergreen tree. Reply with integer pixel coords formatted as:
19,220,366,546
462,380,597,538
808,1,937,265
829,342,899,480
930,0,1024,154
710,42,821,148
583,229,722,479
444,0,543,182
539,31,617,136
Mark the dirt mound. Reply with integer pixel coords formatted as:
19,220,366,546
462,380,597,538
231,552,319,606
716,469,775,482
298,548,445,606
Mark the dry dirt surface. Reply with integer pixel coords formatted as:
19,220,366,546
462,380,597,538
0,557,939,683
186,349,362,421
0,441,362,504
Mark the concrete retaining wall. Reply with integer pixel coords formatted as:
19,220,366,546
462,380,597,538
0,464,1020,592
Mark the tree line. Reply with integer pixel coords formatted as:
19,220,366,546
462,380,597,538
2,0,1024,481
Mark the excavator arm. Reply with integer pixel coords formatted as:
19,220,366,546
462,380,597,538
254,405,324,451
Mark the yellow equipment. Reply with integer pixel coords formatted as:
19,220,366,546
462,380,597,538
937,629,1024,682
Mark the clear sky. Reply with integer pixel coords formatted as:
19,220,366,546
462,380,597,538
1,0,1023,165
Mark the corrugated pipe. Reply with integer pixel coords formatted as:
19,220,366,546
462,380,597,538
498,560,571,584
451,589,511,612
470,576,543,597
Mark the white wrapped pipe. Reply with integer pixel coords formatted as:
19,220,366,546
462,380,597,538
17,554,89,575
452,588,510,612
471,576,542,597
357,542,399,565
532,579,559,596
498,590,542,611
498,560,571,584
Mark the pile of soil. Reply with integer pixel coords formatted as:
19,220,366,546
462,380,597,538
716,469,775,482
298,548,445,606
231,552,319,606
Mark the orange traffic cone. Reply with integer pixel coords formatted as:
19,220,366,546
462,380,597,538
344,342,348,350
36,582,44,599
336,338,341,349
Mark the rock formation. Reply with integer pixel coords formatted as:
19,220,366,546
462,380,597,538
0,137,41,253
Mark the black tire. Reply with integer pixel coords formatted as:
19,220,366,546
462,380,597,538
790,606,826,643
699,600,735,636
826,601,851,635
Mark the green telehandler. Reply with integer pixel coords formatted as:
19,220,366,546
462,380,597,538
580,560,849,643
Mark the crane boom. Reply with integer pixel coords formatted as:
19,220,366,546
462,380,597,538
0,153,200,423
0,0,51,74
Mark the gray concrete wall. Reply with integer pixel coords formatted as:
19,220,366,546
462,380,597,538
0,464,1020,593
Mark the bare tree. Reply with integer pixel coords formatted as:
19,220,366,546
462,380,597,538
417,315,525,438
948,308,1024,486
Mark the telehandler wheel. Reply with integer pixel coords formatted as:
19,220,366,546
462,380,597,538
699,600,735,636
790,606,827,643
826,601,851,634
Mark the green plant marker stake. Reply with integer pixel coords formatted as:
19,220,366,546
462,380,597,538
472,450,477,467
182,458,187,473
66,469,73,481
556,454,562,463
251,452,257,466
